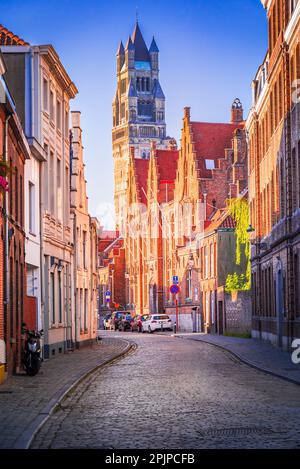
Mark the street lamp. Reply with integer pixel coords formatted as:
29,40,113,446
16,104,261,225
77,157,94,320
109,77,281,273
246,224,268,251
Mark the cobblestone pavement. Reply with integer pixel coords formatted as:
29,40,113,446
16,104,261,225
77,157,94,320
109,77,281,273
177,333,300,384
0,337,131,449
31,331,300,449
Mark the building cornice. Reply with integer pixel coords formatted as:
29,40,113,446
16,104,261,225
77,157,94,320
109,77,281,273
260,0,273,11
284,1,300,43
35,45,78,99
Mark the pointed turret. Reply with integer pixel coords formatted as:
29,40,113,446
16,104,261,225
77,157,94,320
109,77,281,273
149,36,159,71
149,36,159,53
131,22,150,62
125,35,134,50
125,36,135,69
116,40,125,73
116,40,125,56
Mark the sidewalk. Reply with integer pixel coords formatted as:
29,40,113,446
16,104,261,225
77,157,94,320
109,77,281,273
0,337,133,449
176,333,300,385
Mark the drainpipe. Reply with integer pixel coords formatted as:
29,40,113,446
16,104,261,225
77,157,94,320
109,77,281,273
3,114,12,358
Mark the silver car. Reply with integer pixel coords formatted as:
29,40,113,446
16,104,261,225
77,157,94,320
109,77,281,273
142,314,173,333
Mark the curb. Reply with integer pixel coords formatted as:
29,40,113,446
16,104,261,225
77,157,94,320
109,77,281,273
13,338,136,449
175,335,300,387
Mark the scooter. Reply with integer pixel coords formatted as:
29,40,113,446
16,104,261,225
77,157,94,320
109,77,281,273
23,328,44,376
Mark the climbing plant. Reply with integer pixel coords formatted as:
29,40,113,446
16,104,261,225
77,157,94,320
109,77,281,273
225,198,251,293
0,158,12,192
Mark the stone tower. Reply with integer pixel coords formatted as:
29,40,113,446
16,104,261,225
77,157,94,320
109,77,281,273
112,22,172,231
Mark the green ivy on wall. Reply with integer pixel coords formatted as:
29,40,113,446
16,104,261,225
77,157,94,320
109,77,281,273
225,198,251,293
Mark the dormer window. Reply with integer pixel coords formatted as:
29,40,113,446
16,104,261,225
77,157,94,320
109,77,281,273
205,159,215,170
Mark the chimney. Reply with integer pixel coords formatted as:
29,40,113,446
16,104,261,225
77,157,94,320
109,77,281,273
231,98,243,124
168,138,178,150
229,183,238,199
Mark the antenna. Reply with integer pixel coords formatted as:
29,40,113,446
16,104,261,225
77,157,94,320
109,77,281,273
136,6,139,23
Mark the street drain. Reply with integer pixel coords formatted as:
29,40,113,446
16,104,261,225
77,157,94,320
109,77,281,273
0,390,13,394
198,427,274,438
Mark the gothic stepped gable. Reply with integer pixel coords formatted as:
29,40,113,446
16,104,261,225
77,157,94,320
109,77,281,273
190,121,244,179
0,24,29,45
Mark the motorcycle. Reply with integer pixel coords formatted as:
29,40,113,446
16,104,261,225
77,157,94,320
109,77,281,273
23,328,44,376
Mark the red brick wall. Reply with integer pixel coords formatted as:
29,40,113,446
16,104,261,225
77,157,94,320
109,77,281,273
0,194,4,346
0,112,5,356
0,108,26,375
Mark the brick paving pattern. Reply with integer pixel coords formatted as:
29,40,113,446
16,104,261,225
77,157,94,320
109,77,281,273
0,337,130,448
31,332,300,449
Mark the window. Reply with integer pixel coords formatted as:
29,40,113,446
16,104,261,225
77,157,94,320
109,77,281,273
186,269,192,299
50,90,54,121
210,244,214,278
57,158,62,221
65,166,69,222
56,100,61,130
83,231,87,269
120,79,126,95
204,246,208,279
29,182,35,234
65,110,69,139
121,102,125,120
58,269,62,324
84,289,88,331
43,78,49,111
49,151,55,214
20,175,23,227
205,159,215,170
51,271,55,324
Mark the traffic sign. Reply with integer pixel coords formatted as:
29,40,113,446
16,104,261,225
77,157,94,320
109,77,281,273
170,284,180,295
105,291,111,298
173,276,179,285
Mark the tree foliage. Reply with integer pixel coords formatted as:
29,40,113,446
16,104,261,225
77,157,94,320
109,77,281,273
225,198,251,293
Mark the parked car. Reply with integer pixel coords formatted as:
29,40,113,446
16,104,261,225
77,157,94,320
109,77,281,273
142,314,173,333
131,314,148,332
103,313,112,330
111,311,132,331
118,312,133,331
110,311,123,330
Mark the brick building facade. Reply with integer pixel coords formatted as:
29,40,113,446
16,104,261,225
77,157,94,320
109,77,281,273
247,0,300,350
122,102,249,328
0,50,30,378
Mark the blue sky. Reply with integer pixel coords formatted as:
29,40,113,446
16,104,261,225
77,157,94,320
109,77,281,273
1,0,268,227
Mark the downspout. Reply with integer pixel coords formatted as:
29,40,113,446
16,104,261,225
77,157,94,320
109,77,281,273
4,114,12,361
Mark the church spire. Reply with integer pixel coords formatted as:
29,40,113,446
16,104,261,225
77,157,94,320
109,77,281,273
131,22,150,61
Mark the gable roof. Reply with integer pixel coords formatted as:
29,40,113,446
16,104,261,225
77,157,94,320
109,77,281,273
205,208,236,235
0,24,29,46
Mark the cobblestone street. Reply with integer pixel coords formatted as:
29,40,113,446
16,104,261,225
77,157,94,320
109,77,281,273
31,331,300,449
0,338,131,448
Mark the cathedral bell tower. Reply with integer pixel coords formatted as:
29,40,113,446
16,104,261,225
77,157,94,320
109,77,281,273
112,22,171,231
